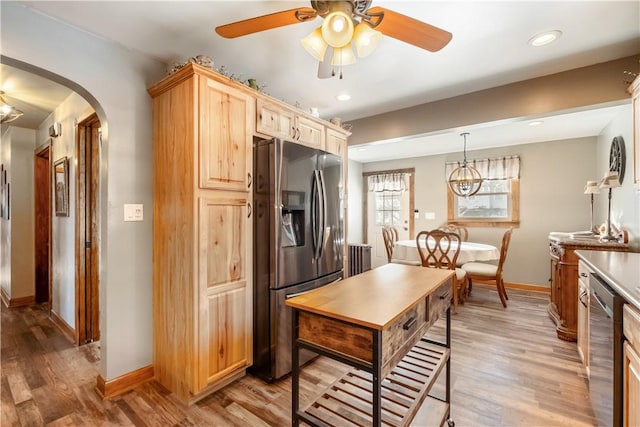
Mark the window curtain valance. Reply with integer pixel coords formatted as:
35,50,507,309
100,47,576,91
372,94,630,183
368,172,409,192
445,155,520,180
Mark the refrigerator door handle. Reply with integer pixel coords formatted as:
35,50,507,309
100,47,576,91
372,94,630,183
318,169,328,258
311,170,323,260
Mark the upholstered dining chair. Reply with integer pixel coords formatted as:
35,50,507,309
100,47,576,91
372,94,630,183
461,227,513,308
415,230,468,313
438,223,469,241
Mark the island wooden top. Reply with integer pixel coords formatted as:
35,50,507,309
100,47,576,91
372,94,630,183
285,263,454,331
576,250,640,310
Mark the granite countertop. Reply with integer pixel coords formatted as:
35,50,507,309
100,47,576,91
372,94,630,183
575,250,640,310
549,232,629,250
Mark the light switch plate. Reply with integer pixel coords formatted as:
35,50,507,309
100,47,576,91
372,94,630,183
424,212,435,220
124,204,143,221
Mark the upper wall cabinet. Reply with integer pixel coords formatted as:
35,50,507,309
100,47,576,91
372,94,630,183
326,128,348,157
199,77,254,191
629,75,640,190
256,98,325,149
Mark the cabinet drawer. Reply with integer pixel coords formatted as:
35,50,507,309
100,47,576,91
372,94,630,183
382,298,427,364
578,260,592,286
428,280,452,327
624,304,640,350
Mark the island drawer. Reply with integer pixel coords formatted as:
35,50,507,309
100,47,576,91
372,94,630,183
624,304,640,350
428,279,452,326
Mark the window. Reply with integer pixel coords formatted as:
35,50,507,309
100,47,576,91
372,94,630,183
446,156,520,226
375,191,402,226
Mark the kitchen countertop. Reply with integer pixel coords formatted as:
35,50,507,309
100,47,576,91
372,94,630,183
285,263,453,330
575,250,640,310
549,232,630,250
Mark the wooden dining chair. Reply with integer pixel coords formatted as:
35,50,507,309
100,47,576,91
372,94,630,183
438,223,469,241
382,227,394,263
415,230,468,313
461,227,513,308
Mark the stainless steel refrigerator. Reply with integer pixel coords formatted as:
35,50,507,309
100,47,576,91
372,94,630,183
252,137,344,381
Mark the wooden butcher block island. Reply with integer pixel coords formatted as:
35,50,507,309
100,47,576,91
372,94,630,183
286,263,455,427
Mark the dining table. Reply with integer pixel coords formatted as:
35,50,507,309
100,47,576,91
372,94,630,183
393,238,500,265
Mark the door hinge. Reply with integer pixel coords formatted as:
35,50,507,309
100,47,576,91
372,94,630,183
85,241,91,249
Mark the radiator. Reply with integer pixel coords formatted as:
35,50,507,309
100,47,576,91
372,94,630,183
348,244,372,277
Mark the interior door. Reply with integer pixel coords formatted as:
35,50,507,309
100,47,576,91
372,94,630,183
366,188,411,269
34,145,51,305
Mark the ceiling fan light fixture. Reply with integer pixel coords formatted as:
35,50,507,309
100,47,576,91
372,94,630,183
331,44,356,66
0,91,23,124
322,10,354,47
301,26,328,61
353,22,382,57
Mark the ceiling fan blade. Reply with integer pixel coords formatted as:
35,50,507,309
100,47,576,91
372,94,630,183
368,7,452,52
215,8,316,38
317,46,334,79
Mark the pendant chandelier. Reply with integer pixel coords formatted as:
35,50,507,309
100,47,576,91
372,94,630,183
0,91,23,124
447,132,483,197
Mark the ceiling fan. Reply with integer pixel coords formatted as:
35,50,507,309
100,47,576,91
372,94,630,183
215,0,452,79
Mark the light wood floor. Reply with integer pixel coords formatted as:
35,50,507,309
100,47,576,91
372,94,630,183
1,285,596,426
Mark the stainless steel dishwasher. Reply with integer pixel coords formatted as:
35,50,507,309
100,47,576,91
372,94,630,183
589,273,624,427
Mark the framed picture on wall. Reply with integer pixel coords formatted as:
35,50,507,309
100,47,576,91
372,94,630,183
54,156,69,216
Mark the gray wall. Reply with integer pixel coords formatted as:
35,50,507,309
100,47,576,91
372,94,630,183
595,104,640,249
2,2,164,379
37,93,93,327
350,136,599,287
347,159,364,244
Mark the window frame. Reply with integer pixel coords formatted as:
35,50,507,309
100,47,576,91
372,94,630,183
447,178,520,227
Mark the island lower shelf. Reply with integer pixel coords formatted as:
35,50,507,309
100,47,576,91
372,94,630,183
300,339,450,427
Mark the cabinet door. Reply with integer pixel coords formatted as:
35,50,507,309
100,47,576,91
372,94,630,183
256,99,294,139
577,276,589,368
624,342,640,427
326,128,347,157
196,193,252,391
199,77,254,191
296,115,325,149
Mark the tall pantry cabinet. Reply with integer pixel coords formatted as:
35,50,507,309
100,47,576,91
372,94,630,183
148,63,254,404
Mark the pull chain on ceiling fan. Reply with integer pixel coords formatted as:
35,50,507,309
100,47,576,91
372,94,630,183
215,0,452,79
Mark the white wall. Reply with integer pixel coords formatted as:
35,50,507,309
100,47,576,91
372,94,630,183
350,136,598,286
0,126,36,300
2,2,165,379
595,104,640,249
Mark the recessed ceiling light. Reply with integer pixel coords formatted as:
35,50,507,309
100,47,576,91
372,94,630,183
529,30,562,47
336,93,351,101
357,147,367,151
529,120,544,127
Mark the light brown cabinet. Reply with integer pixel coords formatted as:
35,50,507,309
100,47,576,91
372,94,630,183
624,304,640,427
256,98,325,149
326,128,347,157
628,75,640,187
148,63,253,403
577,260,592,370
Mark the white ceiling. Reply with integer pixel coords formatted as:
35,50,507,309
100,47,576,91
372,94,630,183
2,1,639,162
